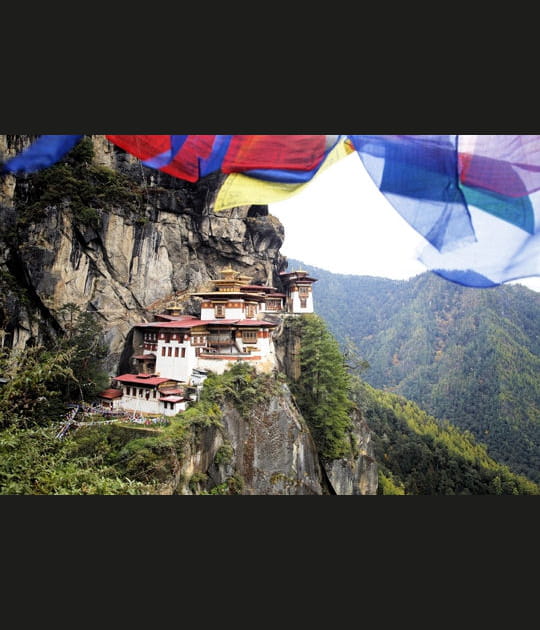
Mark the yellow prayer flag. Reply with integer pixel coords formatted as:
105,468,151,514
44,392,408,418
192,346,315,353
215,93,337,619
214,137,354,211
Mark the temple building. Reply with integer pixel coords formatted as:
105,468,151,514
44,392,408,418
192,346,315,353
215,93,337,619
97,266,317,416
192,264,287,319
109,375,190,416
279,269,317,313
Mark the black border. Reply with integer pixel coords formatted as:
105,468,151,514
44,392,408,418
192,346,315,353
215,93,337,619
2,65,533,134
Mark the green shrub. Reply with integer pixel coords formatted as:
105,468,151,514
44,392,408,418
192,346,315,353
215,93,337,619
208,474,245,495
214,442,234,465
202,363,280,417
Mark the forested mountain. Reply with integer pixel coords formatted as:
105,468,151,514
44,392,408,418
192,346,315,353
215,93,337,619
350,377,538,494
287,259,540,484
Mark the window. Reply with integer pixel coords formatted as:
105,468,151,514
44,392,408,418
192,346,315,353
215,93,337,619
162,347,166,357
181,347,186,358
242,330,258,343
215,304,225,318
168,347,172,357
246,304,256,318
174,347,179,357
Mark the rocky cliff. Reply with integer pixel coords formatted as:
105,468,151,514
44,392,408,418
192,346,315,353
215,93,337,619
0,134,378,495
154,382,377,496
0,134,286,371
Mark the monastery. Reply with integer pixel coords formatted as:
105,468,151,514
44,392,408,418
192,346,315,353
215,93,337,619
97,266,317,417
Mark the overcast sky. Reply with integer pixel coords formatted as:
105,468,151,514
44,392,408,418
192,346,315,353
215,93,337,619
269,151,540,292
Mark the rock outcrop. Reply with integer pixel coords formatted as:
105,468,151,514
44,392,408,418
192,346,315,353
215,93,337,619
174,384,325,495
161,383,377,495
322,408,378,495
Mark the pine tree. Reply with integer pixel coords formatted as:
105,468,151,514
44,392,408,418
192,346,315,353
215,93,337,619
290,314,355,460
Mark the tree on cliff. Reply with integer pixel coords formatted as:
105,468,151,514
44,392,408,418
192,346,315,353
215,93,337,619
0,345,76,427
288,314,355,460
56,303,109,401
0,304,109,428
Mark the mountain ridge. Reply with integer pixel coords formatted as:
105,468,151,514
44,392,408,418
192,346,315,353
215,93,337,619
286,258,540,484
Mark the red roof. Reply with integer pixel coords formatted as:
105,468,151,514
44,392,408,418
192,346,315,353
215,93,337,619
136,317,277,330
279,271,317,282
133,354,156,360
154,314,194,321
113,374,175,386
200,319,239,325
159,395,185,403
137,318,207,329
160,388,184,395
240,285,276,292
98,388,123,400
233,320,277,327
191,291,266,301
198,318,277,327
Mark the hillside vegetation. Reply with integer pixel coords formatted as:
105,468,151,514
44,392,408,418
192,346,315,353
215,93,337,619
287,259,540,484
1,302,537,494
0,357,283,495
350,377,538,494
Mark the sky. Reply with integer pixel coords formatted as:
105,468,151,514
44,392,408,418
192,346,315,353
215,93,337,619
269,151,540,293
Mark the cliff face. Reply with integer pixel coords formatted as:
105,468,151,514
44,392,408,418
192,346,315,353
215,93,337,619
0,135,285,372
324,407,378,495
159,383,377,496
273,321,378,495
0,134,378,495
174,384,325,495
